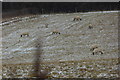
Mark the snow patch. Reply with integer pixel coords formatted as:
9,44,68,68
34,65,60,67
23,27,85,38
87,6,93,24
97,73,109,77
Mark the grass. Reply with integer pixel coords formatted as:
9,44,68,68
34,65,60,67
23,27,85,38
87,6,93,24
2,58,119,78
2,12,118,78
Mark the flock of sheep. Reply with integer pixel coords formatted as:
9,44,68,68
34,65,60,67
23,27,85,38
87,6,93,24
18,15,104,55
20,16,82,36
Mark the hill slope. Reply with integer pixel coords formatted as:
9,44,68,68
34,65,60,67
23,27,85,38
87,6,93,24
2,11,119,78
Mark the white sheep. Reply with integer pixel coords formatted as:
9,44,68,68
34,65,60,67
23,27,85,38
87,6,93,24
52,30,60,35
90,44,99,51
20,32,29,37
73,16,82,21
88,24,93,29
92,48,104,55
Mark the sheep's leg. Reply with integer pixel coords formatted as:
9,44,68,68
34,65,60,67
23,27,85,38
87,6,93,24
92,52,94,55
27,34,29,37
73,19,75,21
101,51,103,54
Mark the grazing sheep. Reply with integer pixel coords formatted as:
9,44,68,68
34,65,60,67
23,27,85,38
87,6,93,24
20,32,29,37
73,16,82,21
52,30,60,35
90,44,99,51
92,48,104,55
88,24,93,29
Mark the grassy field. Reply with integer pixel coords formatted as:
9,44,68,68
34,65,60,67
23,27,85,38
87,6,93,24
2,11,119,78
2,58,119,78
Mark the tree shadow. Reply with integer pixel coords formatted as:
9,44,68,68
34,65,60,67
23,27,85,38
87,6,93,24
30,39,49,79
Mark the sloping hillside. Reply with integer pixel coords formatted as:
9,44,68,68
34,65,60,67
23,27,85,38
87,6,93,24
2,11,119,78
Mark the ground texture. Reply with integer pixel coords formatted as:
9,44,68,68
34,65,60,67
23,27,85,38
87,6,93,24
1,11,119,78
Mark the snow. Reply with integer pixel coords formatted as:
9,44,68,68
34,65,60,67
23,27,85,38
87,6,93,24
2,10,118,63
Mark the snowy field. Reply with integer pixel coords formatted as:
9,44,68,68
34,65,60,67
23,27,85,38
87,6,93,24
1,11,119,78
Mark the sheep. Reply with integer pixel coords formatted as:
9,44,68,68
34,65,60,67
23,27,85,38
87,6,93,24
92,48,104,55
90,44,99,51
20,32,29,37
73,16,82,21
52,30,60,35
88,24,93,29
